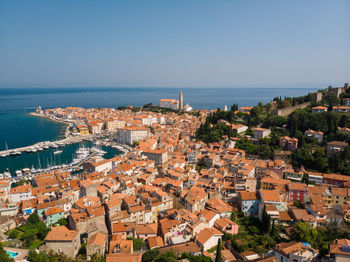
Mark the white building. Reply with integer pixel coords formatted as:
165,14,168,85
83,158,113,174
195,228,223,251
105,119,126,132
118,126,148,145
160,99,179,110
135,115,158,126
89,124,103,134
184,104,193,112
10,185,32,203
232,124,248,134
307,172,323,185
254,128,271,139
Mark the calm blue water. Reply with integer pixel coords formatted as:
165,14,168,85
0,87,318,152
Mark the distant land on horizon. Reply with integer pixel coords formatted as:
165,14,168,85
0,82,338,89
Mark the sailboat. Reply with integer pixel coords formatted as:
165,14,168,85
0,142,10,157
37,154,42,173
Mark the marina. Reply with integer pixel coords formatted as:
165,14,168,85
0,133,94,157
0,140,127,177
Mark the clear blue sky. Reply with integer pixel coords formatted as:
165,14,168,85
0,0,349,88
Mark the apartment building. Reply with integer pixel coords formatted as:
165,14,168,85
254,128,271,139
118,126,148,145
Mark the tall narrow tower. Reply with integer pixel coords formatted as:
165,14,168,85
179,91,183,110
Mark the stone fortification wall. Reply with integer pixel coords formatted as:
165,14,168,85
272,102,310,117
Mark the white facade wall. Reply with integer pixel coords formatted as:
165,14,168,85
160,100,179,110
236,125,248,134
106,120,125,132
208,213,220,227
141,117,158,126
307,174,323,185
10,192,32,203
95,161,113,173
202,235,222,251
254,129,271,139
118,128,148,145
91,125,102,134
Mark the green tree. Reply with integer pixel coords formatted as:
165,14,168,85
0,244,14,262
155,250,177,262
215,238,222,262
290,222,319,246
27,250,48,262
127,237,146,251
90,252,105,262
78,243,86,259
22,230,35,247
293,200,304,208
230,211,237,223
27,212,41,225
261,206,271,233
8,229,20,239
57,218,68,226
142,249,159,262
258,144,273,159
231,104,238,112
182,252,212,262
36,221,50,240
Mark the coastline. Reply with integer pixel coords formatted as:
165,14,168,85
0,111,132,161
0,113,92,156
29,112,71,138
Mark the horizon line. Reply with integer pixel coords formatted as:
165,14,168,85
0,84,337,89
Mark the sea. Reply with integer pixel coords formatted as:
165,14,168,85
0,87,318,173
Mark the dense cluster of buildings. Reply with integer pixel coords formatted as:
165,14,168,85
3,101,350,262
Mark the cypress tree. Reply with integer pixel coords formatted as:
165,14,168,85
215,238,222,262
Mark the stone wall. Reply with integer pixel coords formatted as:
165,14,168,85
272,102,310,117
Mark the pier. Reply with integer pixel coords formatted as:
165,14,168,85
5,141,133,184
0,134,95,156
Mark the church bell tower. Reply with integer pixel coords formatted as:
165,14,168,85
179,91,183,110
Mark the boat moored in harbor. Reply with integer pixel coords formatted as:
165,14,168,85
15,170,22,177
54,150,63,155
